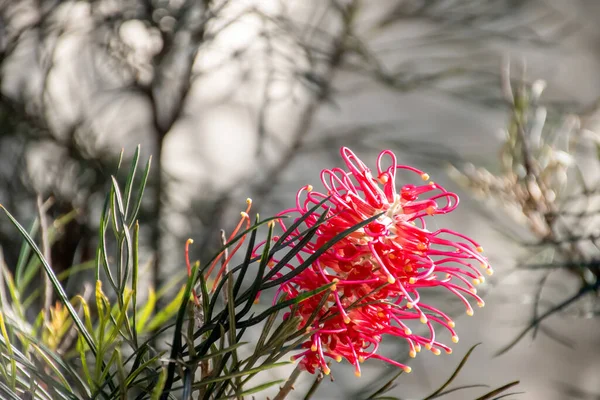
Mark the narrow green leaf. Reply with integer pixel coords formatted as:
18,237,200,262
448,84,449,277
145,285,186,332
14,219,39,288
131,221,140,348
194,362,291,388
366,370,404,399
0,206,97,355
136,288,156,334
0,312,16,390
218,379,285,399
127,156,152,227
474,381,520,400
151,367,167,400
424,343,481,400
123,145,140,219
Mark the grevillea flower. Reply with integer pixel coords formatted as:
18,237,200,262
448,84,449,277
258,147,492,377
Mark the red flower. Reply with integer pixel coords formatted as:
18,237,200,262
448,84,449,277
261,147,491,376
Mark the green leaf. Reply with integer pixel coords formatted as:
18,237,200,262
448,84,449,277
366,370,404,399
136,288,157,334
424,343,481,399
474,381,520,400
0,311,17,390
0,205,97,356
123,145,140,219
217,379,285,399
151,367,167,400
127,155,152,227
193,362,291,388
145,285,186,333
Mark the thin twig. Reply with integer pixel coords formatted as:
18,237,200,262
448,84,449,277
495,280,600,356
273,364,303,400
36,195,53,322
302,371,324,400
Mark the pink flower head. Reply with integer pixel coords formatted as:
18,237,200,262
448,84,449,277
261,147,491,376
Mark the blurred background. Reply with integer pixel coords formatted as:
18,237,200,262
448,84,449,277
2,0,600,399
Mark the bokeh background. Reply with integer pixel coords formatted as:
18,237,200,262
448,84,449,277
2,0,600,399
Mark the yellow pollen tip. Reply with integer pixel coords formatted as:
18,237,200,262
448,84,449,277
448,320,455,328
477,301,485,308
425,343,432,350
323,367,331,375
330,284,337,291
452,335,459,343
470,288,477,294
417,243,427,251
472,278,480,285
432,348,441,356
403,366,412,373
421,173,430,181
186,238,194,245
420,315,427,324
404,328,412,335
241,211,249,218
415,344,422,352
246,198,252,205
486,268,494,276
358,356,365,363
305,327,313,333
409,277,416,284
479,276,486,283
476,246,484,252
429,181,435,186
409,350,416,358
306,185,313,192
335,356,342,362
387,276,396,284
426,206,435,215
445,348,453,354
466,309,474,316
405,265,413,272
406,302,414,309
354,370,361,377
343,316,351,324
311,344,317,352
379,175,389,184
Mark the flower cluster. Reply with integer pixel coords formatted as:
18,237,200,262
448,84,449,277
262,147,492,376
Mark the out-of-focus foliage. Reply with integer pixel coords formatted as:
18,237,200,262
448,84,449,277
449,66,600,354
